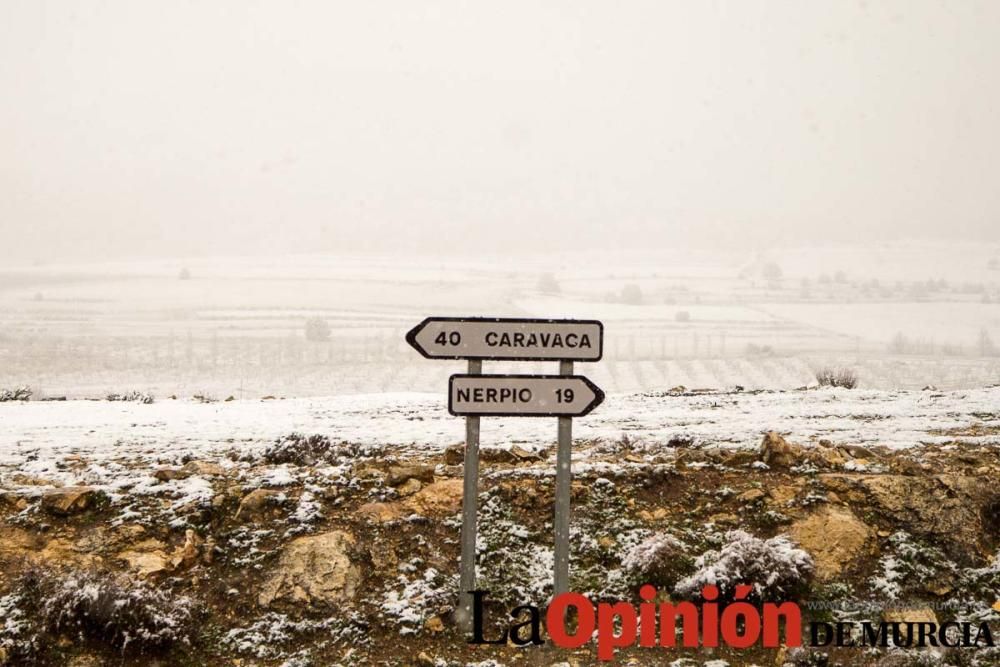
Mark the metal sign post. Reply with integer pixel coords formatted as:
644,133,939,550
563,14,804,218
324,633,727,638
553,359,573,596
405,316,605,635
455,359,482,633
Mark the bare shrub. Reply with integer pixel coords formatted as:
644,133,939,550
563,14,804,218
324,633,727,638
304,317,331,342
0,386,32,402
620,283,643,305
536,272,560,294
1,568,196,660
259,432,334,466
622,533,691,588
106,390,154,404
674,529,813,602
815,367,858,389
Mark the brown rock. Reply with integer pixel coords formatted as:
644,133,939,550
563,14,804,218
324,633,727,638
788,505,874,580
8,474,63,487
443,445,464,465
258,530,359,607
119,550,171,577
170,529,202,569
404,479,463,515
183,460,226,477
510,445,545,462
358,502,401,523
882,607,938,626
768,484,801,507
396,478,423,497
235,489,285,520
424,615,445,633
40,487,104,516
386,464,435,487
760,432,802,468
153,467,191,482
737,488,766,503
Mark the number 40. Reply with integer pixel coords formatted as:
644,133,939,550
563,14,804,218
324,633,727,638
434,331,461,346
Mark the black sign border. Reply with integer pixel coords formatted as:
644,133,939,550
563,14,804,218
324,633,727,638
406,317,604,362
448,373,605,418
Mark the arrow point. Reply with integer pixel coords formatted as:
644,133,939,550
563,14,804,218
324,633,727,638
580,375,605,415
405,318,430,356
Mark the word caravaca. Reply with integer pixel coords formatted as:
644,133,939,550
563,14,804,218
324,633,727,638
471,586,996,662
482,330,593,351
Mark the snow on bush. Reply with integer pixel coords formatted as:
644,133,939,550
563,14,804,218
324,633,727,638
2,568,196,658
0,385,32,401
476,492,553,605
381,565,454,635
258,433,334,466
106,390,154,404
285,489,322,536
871,531,956,602
674,529,813,601
0,591,37,662
622,532,690,588
40,570,196,650
221,611,368,660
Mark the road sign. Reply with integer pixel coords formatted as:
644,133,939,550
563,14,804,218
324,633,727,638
449,373,604,417
406,317,603,362
406,315,606,636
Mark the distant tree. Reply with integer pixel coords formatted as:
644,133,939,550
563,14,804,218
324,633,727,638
889,331,909,355
978,328,996,357
818,273,832,285
675,310,691,323
620,284,643,305
178,267,192,280
304,317,331,342
536,273,560,294
834,270,847,284
988,257,998,271
762,262,783,281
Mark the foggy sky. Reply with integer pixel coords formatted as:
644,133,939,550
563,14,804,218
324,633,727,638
2,1,999,263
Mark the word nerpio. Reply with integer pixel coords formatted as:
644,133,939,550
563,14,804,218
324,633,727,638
455,386,533,403
470,586,996,662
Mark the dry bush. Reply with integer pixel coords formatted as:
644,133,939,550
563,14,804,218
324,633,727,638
674,530,814,602
258,432,335,466
0,386,32,402
0,567,197,662
815,367,858,389
622,532,691,588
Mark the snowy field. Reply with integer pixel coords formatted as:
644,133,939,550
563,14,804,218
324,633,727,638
3,387,998,478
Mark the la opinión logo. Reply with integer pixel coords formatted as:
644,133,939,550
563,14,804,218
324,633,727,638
469,586,996,662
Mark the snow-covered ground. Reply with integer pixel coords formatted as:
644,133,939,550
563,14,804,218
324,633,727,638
2,388,998,476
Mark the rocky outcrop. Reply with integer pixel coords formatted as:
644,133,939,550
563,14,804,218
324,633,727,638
40,487,105,516
258,530,359,608
235,489,285,521
386,464,435,487
788,505,874,580
403,479,463,515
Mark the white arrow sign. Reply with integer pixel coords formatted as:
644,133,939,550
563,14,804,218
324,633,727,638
406,317,603,362
449,374,605,417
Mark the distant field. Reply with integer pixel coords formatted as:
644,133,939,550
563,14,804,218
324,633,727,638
1,243,998,397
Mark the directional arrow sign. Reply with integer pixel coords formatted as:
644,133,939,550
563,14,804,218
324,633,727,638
449,374,605,417
406,317,603,362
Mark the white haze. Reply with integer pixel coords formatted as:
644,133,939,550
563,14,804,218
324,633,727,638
2,0,1000,263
